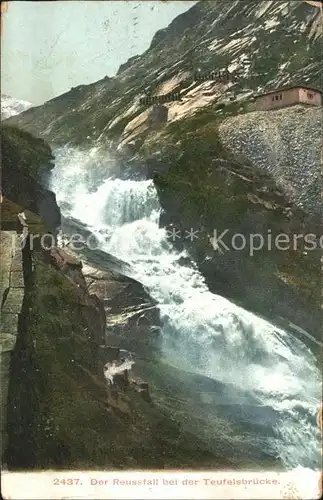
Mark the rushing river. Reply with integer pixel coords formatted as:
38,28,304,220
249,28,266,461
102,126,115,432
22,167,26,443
51,146,321,472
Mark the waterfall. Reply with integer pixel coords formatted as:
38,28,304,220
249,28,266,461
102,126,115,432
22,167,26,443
51,147,322,471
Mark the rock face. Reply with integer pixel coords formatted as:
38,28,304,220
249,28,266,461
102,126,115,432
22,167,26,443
0,126,62,466
60,215,131,275
85,263,161,359
58,216,161,356
1,125,60,234
2,219,280,471
2,2,321,344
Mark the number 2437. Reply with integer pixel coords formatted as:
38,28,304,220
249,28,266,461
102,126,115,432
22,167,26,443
53,478,81,485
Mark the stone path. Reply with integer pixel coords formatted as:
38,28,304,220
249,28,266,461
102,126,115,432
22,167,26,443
0,231,25,463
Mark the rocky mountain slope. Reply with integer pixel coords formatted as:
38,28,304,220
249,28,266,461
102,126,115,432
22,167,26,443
5,0,322,147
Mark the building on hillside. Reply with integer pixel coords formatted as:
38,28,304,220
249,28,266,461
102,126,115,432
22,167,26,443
253,86,322,111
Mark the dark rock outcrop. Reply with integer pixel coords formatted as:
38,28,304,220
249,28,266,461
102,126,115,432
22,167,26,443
219,106,322,216
60,216,131,275
59,216,161,350
2,121,279,472
1,124,61,234
48,247,86,289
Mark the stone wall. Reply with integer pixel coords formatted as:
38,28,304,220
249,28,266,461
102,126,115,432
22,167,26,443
0,231,25,464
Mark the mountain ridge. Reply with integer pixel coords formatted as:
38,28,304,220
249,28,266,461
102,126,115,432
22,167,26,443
4,0,322,146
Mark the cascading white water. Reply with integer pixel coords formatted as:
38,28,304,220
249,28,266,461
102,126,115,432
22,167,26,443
51,147,322,470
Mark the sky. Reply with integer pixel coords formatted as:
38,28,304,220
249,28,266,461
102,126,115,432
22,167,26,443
1,1,196,105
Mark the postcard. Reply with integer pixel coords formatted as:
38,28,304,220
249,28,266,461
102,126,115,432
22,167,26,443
1,1,322,499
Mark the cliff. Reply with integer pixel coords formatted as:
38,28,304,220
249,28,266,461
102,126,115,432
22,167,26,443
1,95,33,120
1,123,268,470
1,124,60,233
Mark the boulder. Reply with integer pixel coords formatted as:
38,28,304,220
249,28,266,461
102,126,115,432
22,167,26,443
49,247,83,270
48,247,86,289
82,262,160,337
129,376,151,403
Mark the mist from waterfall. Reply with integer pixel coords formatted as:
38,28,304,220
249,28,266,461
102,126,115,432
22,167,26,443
51,147,322,471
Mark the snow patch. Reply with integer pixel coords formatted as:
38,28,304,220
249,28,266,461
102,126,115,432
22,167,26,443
1,94,33,119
